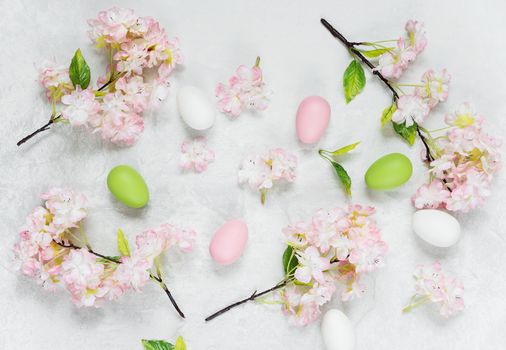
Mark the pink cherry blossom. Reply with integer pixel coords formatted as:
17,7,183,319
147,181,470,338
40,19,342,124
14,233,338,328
41,187,87,230
238,148,297,203
404,261,464,317
412,181,451,209
216,59,270,118
61,88,101,126
87,7,137,44
392,94,430,126
38,59,72,101
112,256,151,291
294,246,331,284
405,20,427,54
416,69,451,109
180,137,215,173
160,223,197,253
376,38,416,79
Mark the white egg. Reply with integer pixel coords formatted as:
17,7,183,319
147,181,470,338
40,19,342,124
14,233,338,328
412,209,461,248
177,86,216,130
321,309,355,350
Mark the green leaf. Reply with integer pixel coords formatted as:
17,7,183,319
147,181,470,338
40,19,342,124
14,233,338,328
381,103,397,128
326,141,360,157
117,229,130,257
360,47,394,58
329,160,352,196
69,48,91,89
141,340,174,350
343,59,366,103
392,121,418,145
282,246,298,278
96,256,121,264
174,337,187,350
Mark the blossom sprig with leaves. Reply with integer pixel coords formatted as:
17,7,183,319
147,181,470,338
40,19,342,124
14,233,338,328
13,187,196,318
142,336,187,350
205,205,387,326
17,7,182,147
319,141,360,196
320,18,444,145
321,19,501,212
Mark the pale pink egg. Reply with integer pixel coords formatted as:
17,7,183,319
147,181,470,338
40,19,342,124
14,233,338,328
209,220,248,265
295,96,331,144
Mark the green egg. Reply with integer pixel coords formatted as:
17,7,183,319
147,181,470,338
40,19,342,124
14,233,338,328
365,153,413,190
107,165,149,208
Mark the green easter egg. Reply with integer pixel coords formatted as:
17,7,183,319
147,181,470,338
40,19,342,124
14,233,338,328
365,153,413,190
107,165,149,208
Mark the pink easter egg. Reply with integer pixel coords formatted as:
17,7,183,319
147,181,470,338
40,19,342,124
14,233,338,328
209,220,248,265
295,96,331,144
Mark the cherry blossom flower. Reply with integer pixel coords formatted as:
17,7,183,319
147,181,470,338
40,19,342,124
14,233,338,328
216,57,270,118
61,88,101,126
38,59,72,101
403,261,464,317
405,20,427,54
41,187,87,231
412,181,450,209
416,69,451,109
294,246,331,284
375,20,426,80
238,148,297,204
376,38,416,79
392,94,431,126
180,137,215,173
13,187,197,309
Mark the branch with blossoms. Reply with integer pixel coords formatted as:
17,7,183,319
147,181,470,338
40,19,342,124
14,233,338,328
13,187,197,318
206,205,387,326
321,19,502,212
17,7,182,147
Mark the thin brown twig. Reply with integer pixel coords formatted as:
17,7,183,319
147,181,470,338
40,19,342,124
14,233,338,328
320,18,399,100
54,240,186,318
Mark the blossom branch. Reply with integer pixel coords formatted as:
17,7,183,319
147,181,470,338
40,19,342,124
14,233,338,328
205,279,291,322
54,240,186,318
16,73,122,147
320,18,399,100
16,115,61,147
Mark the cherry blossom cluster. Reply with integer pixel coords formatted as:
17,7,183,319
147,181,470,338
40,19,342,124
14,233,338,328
238,148,297,204
403,261,464,317
215,57,270,118
375,20,427,79
36,7,182,146
277,205,388,326
13,187,196,308
412,103,502,212
392,68,451,127
180,137,215,173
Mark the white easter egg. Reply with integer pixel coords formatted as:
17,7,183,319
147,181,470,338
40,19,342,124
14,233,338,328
412,209,461,248
177,86,216,130
321,309,355,350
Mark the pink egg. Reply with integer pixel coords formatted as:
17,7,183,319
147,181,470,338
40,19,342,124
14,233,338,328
296,96,331,144
209,220,248,265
